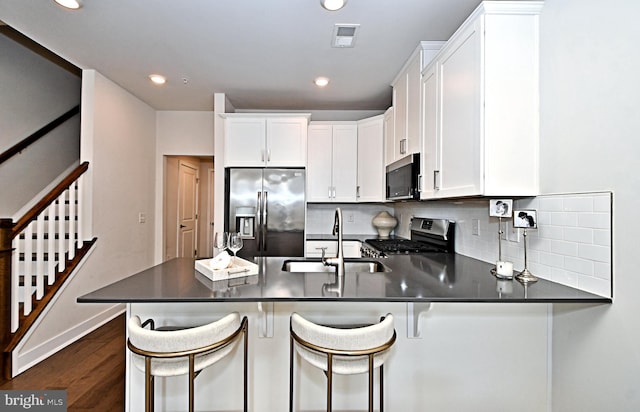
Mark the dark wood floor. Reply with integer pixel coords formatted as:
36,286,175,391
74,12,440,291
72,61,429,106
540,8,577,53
0,313,126,411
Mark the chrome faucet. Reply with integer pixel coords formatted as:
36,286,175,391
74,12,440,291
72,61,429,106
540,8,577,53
322,207,345,277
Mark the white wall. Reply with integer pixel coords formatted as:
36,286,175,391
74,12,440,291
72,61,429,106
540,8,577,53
154,111,214,262
15,70,157,374
538,0,640,410
0,34,81,216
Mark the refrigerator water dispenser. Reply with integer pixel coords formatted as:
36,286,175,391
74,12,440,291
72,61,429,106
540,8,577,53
235,207,255,238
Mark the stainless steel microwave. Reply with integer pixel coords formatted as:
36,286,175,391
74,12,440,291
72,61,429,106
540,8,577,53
386,153,420,200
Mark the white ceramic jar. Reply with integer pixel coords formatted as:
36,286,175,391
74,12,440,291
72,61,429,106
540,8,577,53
372,211,398,238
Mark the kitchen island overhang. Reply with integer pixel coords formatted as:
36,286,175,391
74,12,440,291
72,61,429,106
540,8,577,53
77,256,611,305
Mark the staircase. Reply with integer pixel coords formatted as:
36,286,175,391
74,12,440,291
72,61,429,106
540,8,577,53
1,162,95,380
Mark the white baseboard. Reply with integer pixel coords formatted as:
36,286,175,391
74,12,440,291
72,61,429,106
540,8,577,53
12,304,125,377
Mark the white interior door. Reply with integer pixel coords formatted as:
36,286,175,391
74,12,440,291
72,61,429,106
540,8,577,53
178,161,199,257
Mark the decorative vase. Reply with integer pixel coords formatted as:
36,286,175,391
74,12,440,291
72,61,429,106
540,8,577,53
372,211,398,238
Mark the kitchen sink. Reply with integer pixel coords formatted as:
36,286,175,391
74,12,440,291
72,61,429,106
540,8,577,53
281,259,390,273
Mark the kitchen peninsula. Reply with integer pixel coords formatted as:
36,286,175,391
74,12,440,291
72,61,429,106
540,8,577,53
78,255,608,412
79,255,608,304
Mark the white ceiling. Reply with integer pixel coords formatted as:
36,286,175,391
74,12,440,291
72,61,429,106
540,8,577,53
0,0,485,111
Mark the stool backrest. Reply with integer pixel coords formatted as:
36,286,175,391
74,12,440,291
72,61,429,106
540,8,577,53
129,312,241,354
291,313,394,353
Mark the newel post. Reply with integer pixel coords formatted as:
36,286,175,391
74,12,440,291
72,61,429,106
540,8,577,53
0,218,14,380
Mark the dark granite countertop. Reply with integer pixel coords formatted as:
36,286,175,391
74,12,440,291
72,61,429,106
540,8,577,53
77,255,611,304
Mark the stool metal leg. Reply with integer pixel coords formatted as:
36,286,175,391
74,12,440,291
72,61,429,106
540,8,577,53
289,335,294,412
368,354,374,412
327,353,333,412
189,354,195,412
145,357,154,412
244,320,248,412
380,364,384,412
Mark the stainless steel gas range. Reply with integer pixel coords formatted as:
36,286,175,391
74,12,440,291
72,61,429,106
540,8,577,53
361,217,455,258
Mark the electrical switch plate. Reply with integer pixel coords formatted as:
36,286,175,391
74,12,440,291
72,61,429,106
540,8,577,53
472,219,480,236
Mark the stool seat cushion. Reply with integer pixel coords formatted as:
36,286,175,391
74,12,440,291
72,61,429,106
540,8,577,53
129,313,241,377
291,313,394,375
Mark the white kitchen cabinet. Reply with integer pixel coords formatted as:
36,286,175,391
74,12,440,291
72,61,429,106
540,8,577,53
306,122,358,202
388,41,444,165
420,2,542,199
383,107,395,166
305,240,361,258
223,114,310,167
356,115,385,202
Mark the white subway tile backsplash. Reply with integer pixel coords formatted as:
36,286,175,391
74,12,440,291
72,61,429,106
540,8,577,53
593,229,611,246
594,262,611,280
563,227,593,244
563,196,593,212
564,256,594,276
539,197,563,211
550,240,578,256
538,251,565,268
551,268,579,288
578,244,610,263
577,276,611,297
577,213,610,229
529,237,551,252
538,225,563,240
593,195,612,213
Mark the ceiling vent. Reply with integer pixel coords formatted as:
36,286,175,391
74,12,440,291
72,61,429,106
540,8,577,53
332,24,360,48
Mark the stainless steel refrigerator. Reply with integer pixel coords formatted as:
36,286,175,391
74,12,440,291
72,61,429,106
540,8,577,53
225,168,305,258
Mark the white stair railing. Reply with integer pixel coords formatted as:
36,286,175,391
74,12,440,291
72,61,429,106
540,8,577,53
6,163,89,333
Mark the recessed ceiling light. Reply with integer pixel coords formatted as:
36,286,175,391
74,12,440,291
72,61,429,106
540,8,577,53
149,74,167,85
321,0,347,11
54,0,82,10
314,77,330,87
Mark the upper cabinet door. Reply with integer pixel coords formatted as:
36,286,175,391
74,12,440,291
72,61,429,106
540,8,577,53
420,64,439,199
224,114,310,167
266,117,308,167
436,19,483,198
224,117,266,167
331,124,358,202
306,124,334,202
357,116,385,202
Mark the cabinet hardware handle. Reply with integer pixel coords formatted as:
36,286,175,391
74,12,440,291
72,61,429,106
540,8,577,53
328,186,332,199
434,170,440,190
417,175,423,192
356,186,360,198
261,150,265,162
267,149,271,162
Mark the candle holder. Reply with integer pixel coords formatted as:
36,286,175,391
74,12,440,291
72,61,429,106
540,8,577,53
513,209,538,284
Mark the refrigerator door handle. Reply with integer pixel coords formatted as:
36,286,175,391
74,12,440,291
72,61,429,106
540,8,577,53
263,191,268,252
256,191,262,251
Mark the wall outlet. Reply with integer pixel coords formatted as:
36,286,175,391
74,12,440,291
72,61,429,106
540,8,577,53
507,221,521,242
472,219,480,236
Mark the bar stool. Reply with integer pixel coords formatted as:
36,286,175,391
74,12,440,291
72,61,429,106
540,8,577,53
127,312,248,412
289,312,396,412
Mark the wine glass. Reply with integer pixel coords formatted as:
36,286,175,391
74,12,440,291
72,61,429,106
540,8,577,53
214,232,228,256
228,232,243,262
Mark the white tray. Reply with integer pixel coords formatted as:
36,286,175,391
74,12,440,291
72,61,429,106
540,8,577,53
195,257,259,281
